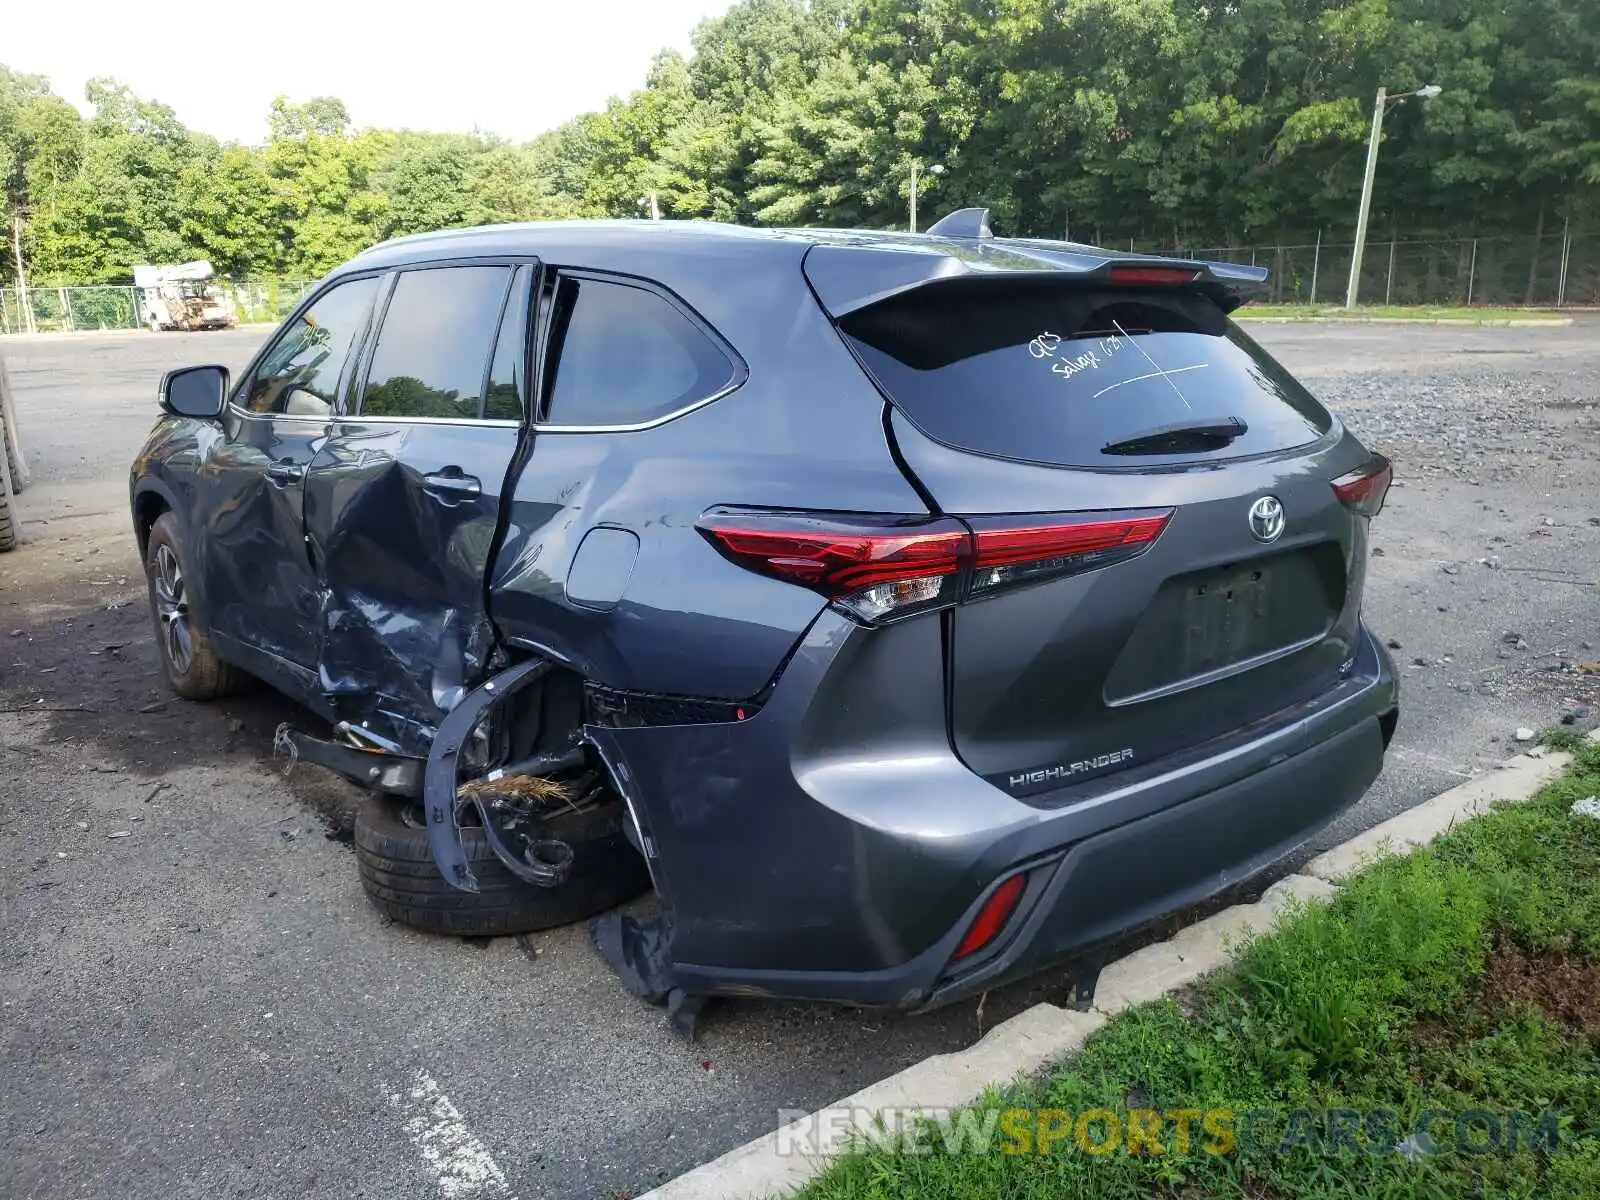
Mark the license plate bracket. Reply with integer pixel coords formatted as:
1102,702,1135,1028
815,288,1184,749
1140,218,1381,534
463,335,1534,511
1181,565,1273,674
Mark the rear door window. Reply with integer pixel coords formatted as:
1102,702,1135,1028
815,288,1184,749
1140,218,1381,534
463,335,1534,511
840,285,1333,468
360,266,513,420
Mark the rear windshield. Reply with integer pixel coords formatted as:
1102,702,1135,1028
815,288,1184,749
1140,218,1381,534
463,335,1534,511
839,284,1333,468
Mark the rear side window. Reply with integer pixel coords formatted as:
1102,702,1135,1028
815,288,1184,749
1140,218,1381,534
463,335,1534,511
361,266,512,420
841,285,1333,467
243,276,378,417
541,275,738,428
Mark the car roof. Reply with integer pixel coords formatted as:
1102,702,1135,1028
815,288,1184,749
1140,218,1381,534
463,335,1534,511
351,218,1125,270
339,218,1268,318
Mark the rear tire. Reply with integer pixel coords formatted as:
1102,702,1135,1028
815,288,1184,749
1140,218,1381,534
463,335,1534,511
355,793,651,937
144,512,248,699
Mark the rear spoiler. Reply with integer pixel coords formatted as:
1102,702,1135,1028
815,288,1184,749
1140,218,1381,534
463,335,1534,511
805,209,1270,317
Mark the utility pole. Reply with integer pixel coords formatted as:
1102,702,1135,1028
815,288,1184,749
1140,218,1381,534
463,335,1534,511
1345,88,1387,310
1346,84,1441,309
10,216,35,335
907,161,944,233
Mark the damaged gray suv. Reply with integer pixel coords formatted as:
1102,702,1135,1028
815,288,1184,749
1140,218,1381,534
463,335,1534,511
129,211,1398,1028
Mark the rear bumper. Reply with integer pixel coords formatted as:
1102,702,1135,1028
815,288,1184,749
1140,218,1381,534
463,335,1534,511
590,614,1397,1009
921,711,1383,1008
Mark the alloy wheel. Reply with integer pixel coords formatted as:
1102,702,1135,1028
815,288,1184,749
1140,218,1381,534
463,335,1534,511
152,543,194,673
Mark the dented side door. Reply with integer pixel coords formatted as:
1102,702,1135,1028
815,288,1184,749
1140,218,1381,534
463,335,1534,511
301,261,535,754
195,274,382,678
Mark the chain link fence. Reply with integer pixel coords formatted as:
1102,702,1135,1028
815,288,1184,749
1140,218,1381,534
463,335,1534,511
0,280,318,335
2,233,1596,332
1146,231,1596,308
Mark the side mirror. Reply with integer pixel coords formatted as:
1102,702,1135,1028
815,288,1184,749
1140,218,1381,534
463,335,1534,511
160,364,229,419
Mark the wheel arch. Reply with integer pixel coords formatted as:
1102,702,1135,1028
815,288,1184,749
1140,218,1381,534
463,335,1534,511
131,481,180,559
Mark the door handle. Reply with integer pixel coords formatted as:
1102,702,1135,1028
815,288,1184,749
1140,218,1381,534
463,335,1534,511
422,470,482,498
265,460,305,485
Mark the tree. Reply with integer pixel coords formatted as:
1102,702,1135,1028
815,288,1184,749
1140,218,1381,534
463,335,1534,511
26,78,199,282
379,133,480,235
269,96,352,140
177,146,280,277
1,0,1596,289
1,66,78,301
749,53,939,226
264,109,390,276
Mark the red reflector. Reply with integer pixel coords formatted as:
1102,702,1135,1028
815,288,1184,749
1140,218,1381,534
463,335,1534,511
955,874,1028,960
973,513,1171,569
1107,266,1201,286
1332,454,1393,517
699,514,968,594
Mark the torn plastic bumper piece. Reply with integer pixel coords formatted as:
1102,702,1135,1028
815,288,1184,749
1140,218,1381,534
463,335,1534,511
274,725,423,797
590,909,706,1038
423,656,556,894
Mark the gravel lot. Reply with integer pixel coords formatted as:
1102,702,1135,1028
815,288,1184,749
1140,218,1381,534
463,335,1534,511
1,321,1596,1200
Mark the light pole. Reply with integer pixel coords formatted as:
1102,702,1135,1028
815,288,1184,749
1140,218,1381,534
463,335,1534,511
1346,84,1441,309
908,161,944,233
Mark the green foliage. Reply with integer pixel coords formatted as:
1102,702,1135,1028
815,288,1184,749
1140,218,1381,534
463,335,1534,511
1,0,1597,288
176,146,278,277
1224,857,1488,1080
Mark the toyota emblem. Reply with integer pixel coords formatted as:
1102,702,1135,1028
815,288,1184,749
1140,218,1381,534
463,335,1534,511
1248,496,1285,543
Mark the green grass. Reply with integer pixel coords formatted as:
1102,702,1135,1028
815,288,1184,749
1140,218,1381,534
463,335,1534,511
798,741,1600,1200
1234,304,1569,323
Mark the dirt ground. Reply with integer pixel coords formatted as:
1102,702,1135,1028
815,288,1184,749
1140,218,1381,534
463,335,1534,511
1,322,1596,1200
1478,938,1600,1042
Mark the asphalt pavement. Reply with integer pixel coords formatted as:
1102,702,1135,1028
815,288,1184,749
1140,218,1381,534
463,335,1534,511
1,319,1596,1199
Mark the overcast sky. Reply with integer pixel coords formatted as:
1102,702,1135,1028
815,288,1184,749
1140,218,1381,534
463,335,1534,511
9,0,736,144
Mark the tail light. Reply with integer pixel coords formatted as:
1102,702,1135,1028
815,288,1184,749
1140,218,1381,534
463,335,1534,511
1332,454,1393,518
697,512,969,623
699,507,1171,624
953,873,1028,960
968,512,1170,597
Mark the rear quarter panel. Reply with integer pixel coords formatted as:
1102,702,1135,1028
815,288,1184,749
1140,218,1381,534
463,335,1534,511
490,240,926,699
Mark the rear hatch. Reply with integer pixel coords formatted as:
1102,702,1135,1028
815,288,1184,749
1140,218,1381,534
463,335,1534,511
830,270,1381,802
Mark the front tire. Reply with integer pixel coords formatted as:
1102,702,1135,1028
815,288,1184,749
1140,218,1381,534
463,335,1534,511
0,475,15,553
144,512,247,699
355,793,651,937
0,408,16,552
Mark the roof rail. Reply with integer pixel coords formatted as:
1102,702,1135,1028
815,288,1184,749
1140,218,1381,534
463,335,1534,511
925,207,994,240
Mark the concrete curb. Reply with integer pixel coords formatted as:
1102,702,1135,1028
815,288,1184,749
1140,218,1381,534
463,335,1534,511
642,732,1594,1200
648,1004,1108,1200
0,323,278,342
1302,745,1575,882
1234,315,1572,327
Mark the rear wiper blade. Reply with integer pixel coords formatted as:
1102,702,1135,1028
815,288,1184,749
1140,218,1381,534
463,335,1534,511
1102,417,1248,456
